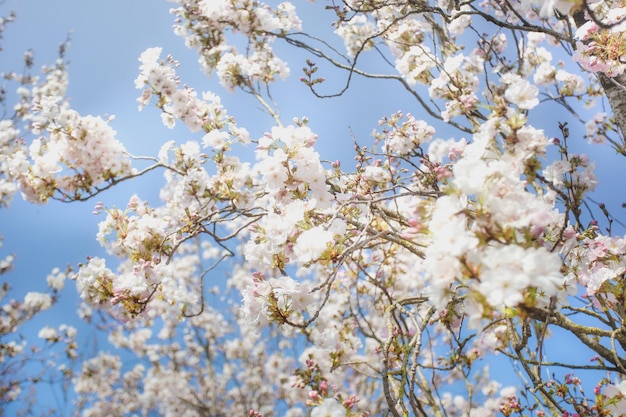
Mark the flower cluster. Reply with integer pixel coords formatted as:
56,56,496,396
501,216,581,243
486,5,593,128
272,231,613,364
5,60,135,203
376,111,436,156
574,2,626,77
0,120,21,207
170,0,300,90
136,47,236,133
566,233,626,295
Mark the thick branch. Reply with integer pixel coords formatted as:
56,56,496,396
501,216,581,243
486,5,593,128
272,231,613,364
523,306,626,371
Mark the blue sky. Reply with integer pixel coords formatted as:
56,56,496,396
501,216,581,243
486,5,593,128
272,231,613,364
3,0,626,414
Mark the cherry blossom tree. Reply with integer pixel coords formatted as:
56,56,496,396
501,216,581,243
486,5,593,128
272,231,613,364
3,0,626,416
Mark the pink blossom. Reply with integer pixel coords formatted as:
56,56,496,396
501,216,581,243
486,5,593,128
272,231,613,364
504,79,539,109
311,398,346,417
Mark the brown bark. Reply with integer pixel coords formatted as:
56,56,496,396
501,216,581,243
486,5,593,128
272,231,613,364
598,72,626,139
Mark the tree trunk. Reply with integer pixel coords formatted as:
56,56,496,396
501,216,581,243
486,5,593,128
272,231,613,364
598,72,626,139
